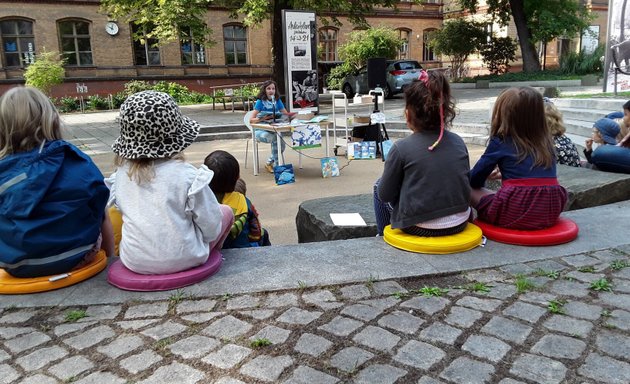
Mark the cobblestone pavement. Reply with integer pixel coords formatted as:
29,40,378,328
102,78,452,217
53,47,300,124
3,247,630,383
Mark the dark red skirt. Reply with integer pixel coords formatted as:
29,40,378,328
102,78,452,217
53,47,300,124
476,178,568,230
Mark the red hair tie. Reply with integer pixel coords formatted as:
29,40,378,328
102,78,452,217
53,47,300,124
418,70,429,86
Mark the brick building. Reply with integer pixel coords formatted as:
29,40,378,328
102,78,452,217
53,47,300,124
0,0,445,98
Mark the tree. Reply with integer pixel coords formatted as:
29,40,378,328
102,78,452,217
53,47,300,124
458,0,593,72
100,0,416,95
429,19,486,80
339,27,402,71
23,50,65,95
481,36,517,75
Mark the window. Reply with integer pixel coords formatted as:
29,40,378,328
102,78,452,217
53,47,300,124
423,28,436,62
0,19,35,67
223,24,247,65
132,24,160,66
180,27,205,65
318,27,338,61
59,20,92,66
397,29,410,60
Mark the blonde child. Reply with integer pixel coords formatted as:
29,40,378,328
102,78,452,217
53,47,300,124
544,99,581,167
470,87,568,230
0,87,114,277
107,91,233,275
374,70,471,236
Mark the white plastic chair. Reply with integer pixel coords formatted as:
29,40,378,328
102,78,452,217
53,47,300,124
243,110,260,175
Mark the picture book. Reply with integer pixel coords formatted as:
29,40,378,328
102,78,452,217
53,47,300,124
347,141,377,160
292,124,322,149
320,157,340,178
274,164,295,185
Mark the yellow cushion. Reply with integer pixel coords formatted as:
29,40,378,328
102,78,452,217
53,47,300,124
383,223,483,254
0,250,107,294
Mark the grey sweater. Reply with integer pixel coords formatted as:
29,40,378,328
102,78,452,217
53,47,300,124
377,130,471,228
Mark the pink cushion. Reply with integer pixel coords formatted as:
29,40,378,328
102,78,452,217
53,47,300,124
474,217,579,246
107,249,223,291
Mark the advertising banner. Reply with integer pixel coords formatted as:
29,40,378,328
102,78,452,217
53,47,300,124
603,0,630,92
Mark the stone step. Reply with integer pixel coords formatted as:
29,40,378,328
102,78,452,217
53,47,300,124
561,107,609,123
553,98,626,111
564,119,595,137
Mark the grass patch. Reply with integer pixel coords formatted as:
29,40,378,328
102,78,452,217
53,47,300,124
610,260,630,271
365,274,379,290
417,286,449,297
515,275,536,293
460,281,492,294
153,337,172,350
391,291,410,300
590,278,613,292
547,299,567,314
250,338,272,348
577,266,596,273
459,70,583,83
297,280,308,290
564,91,630,99
220,293,233,301
64,309,88,323
534,269,560,279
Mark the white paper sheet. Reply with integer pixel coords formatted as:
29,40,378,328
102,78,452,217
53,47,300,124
330,213,367,226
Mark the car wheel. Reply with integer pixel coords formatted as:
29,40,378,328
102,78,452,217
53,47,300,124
342,83,353,99
383,85,392,99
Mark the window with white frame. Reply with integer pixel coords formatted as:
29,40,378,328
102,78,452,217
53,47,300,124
397,29,410,60
423,28,436,61
59,20,93,66
223,24,247,65
318,27,338,62
132,24,161,66
180,27,205,65
0,19,35,67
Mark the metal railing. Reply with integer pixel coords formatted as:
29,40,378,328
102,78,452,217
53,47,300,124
209,82,261,112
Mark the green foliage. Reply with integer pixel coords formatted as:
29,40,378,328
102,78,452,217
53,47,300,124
514,274,536,293
338,27,402,71
112,92,127,109
461,282,492,293
391,291,410,300
153,81,191,102
86,95,109,110
610,260,630,270
577,265,596,273
58,96,80,113
417,286,449,297
547,299,567,314
429,19,486,80
326,63,353,90
250,338,272,348
64,309,87,323
23,50,65,95
123,80,154,97
464,70,581,83
534,269,560,279
480,36,517,75
590,278,613,292
559,44,605,76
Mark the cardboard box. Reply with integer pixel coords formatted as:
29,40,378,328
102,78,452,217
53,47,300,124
354,114,370,124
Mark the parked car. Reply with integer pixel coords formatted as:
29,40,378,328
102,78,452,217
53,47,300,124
341,60,423,99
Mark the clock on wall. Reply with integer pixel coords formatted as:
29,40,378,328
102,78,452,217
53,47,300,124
105,21,119,36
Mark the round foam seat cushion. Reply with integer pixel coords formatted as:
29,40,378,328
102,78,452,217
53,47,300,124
474,217,579,246
383,223,483,254
107,249,223,291
0,250,107,294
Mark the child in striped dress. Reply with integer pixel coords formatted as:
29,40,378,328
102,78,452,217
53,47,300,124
470,87,568,230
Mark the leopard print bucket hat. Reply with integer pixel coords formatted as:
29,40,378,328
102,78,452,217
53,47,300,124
112,91,200,159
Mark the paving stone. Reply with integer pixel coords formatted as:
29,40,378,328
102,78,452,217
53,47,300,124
419,322,462,345
607,309,630,331
202,344,252,369
510,353,567,384
439,357,494,384
138,361,204,384
466,269,508,283
598,292,630,311
202,315,253,339
120,350,163,374
562,254,600,267
238,310,274,320
500,263,534,275
340,303,383,321
302,290,342,309
0,325,34,339
0,309,37,323
520,292,557,305
240,355,293,382
19,374,58,384
359,297,399,310
462,335,511,363
354,364,407,384
116,319,159,330
613,267,630,280
549,279,590,298
543,315,593,337
84,305,121,321
169,335,220,359
265,293,299,308
482,317,532,344
141,320,187,340
483,282,518,299
456,296,502,312
528,276,553,288
176,299,217,314
17,345,68,370
613,278,630,293
565,270,605,283
214,378,246,384
444,306,483,328
53,321,97,337
277,307,322,325
0,349,7,363
48,356,93,380
531,334,587,359
74,372,125,384
502,301,547,323
578,353,630,383
497,379,526,384
339,284,371,300
526,259,567,272
0,364,19,384
294,333,333,357
353,325,401,352
596,330,630,360
96,335,145,359
393,340,445,370
124,302,168,318
372,281,407,295
181,312,224,323
563,301,602,320
591,249,627,263
400,296,450,315
283,365,339,384
329,347,374,372
226,295,260,310
249,325,291,344
4,331,51,353
378,310,424,334
417,377,446,384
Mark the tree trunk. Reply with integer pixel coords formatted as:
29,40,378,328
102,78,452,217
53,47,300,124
509,0,541,72
271,0,291,96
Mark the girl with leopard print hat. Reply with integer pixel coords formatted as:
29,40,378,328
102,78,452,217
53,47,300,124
106,90,234,275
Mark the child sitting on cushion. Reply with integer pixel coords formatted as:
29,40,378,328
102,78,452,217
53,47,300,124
204,150,270,248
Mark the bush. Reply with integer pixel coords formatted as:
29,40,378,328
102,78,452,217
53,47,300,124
86,95,109,110
152,81,190,102
112,92,127,109
24,50,65,95
58,96,79,113
560,44,604,76
123,80,153,97
481,37,517,75
326,63,353,91
182,91,211,104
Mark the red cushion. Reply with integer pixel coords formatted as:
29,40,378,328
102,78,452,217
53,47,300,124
107,249,222,291
474,217,579,246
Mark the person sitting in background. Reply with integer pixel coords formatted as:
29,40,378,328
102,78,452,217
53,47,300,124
611,100,630,144
544,98,581,167
584,118,620,167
